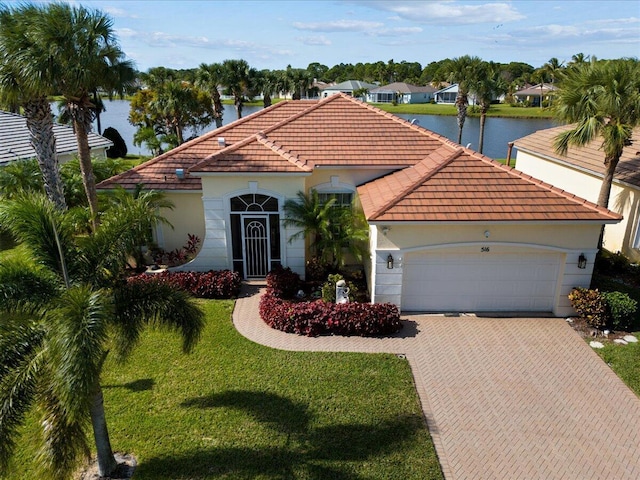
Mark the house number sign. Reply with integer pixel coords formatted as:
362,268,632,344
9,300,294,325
481,246,490,252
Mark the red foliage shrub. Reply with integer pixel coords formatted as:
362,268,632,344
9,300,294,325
259,290,401,337
128,270,241,299
266,265,301,299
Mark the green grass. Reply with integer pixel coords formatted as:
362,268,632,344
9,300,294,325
2,300,442,480
374,102,554,119
597,341,640,395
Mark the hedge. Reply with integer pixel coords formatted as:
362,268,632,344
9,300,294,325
128,270,241,299
568,287,637,331
259,290,401,337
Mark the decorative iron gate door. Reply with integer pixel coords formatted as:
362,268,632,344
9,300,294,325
242,216,270,278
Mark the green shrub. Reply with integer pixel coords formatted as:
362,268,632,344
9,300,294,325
594,250,631,276
602,291,637,331
321,273,357,303
568,287,608,329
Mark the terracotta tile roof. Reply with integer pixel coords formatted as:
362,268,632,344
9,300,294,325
357,145,622,223
97,100,314,190
514,124,640,188
191,94,452,173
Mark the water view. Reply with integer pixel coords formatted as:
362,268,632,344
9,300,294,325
88,99,555,161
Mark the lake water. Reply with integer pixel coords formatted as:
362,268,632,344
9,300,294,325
87,99,556,160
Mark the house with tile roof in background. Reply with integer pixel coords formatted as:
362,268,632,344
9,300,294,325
366,82,436,104
515,125,640,261
0,110,112,166
99,94,620,316
513,83,558,108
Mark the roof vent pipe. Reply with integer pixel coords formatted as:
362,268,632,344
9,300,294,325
218,137,226,147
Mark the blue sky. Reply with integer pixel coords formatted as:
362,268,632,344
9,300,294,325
56,0,640,72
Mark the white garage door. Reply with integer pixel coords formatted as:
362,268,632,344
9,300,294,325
402,248,561,312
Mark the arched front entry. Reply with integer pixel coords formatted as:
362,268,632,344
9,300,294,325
229,194,281,278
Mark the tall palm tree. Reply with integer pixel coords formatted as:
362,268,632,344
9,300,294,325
0,192,204,479
30,3,135,229
222,59,256,119
471,61,506,154
553,58,640,211
0,4,67,211
196,62,225,128
443,55,482,144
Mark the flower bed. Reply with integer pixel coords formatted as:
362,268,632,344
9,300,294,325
128,270,241,299
261,267,402,337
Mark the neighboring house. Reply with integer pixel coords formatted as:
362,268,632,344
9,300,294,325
513,83,557,107
433,83,482,105
320,80,378,98
514,124,640,261
366,82,436,104
99,94,620,316
0,110,112,166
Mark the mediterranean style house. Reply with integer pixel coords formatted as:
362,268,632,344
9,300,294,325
99,94,620,316
515,124,640,261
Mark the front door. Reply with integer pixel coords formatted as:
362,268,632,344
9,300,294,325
242,216,270,278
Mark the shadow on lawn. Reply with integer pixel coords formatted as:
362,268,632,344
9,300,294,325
138,390,423,479
103,378,155,392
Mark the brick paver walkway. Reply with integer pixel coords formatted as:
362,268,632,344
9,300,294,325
233,283,640,479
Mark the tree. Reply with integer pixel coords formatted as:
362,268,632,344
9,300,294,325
553,58,640,212
222,59,256,119
443,55,483,144
102,127,128,158
283,191,369,269
0,4,66,211
0,192,204,479
471,62,506,154
20,3,136,230
195,62,225,128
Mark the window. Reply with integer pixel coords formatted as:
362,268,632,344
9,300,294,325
317,192,353,208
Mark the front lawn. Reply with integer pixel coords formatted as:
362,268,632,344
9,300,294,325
2,300,442,480
374,102,554,119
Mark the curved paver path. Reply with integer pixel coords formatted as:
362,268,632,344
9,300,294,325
233,283,640,479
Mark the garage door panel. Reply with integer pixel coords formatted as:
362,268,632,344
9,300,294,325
402,250,561,312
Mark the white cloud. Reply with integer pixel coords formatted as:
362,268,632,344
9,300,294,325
102,6,139,19
293,19,384,32
297,36,332,46
355,0,525,25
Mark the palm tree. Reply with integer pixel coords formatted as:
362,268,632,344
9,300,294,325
443,55,482,144
283,191,369,269
471,62,506,154
222,59,256,119
196,62,225,128
0,4,67,211
29,3,135,229
0,192,204,479
553,58,640,212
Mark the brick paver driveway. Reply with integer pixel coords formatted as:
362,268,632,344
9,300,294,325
234,284,640,479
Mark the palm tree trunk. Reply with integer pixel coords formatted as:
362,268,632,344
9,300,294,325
212,91,224,128
23,98,67,211
90,385,118,477
455,93,467,145
72,113,99,231
597,156,619,208
235,97,243,119
478,110,487,154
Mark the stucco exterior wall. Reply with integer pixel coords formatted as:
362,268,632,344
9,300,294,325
370,222,603,317
156,192,205,252
177,176,308,274
516,150,639,260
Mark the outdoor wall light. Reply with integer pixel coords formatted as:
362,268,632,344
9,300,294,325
578,253,587,269
387,254,394,269
382,226,390,236
484,230,490,238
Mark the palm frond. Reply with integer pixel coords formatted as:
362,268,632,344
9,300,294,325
0,259,60,311
113,280,205,358
48,286,110,423
0,194,75,281
0,319,45,473
35,383,90,480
